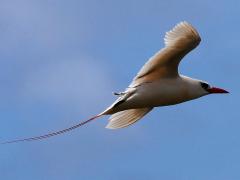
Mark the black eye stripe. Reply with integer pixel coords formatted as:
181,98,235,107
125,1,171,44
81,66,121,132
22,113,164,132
200,82,210,89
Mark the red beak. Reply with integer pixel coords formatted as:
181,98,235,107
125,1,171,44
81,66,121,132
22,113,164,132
208,87,229,94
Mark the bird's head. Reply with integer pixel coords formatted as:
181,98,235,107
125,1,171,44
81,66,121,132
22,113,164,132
199,81,229,95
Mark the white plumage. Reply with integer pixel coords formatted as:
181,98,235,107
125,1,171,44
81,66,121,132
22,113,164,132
106,108,152,129
3,21,228,143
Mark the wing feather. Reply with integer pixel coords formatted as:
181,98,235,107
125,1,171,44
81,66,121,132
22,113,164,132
130,21,201,87
106,108,153,129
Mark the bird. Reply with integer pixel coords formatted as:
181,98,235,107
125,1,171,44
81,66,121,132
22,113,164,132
3,21,228,144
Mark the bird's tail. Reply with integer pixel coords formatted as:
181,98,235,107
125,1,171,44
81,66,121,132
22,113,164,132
2,114,103,144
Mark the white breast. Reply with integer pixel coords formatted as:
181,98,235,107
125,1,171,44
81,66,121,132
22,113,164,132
120,76,205,109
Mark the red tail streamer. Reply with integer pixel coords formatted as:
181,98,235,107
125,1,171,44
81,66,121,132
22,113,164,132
2,114,102,144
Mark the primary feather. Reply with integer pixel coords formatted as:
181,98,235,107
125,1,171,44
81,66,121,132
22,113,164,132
130,21,201,87
106,108,153,129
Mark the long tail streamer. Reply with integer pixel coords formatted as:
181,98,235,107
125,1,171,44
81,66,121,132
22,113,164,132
2,114,102,144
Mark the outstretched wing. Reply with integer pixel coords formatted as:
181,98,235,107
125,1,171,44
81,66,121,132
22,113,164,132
106,108,153,129
130,21,201,87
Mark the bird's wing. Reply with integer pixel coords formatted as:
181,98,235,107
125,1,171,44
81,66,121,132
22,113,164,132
130,21,201,87
106,108,153,129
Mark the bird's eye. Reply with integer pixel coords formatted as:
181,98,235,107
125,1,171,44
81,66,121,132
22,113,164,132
200,82,210,90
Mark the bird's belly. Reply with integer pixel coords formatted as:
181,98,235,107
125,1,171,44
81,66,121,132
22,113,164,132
124,82,190,109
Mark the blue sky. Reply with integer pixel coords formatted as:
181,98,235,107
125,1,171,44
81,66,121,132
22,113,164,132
0,0,239,179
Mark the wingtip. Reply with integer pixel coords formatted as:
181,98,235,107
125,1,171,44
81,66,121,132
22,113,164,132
164,20,201,48
105,125,115,129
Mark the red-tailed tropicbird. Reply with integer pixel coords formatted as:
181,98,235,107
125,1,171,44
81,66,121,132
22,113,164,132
3,21,228,144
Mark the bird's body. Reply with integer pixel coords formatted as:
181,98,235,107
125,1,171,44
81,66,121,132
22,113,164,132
3,21,228,143
104,76,206,114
